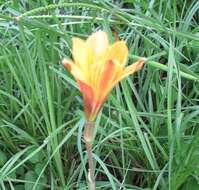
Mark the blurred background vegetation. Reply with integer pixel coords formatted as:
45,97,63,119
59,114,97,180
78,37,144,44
0,0,199,189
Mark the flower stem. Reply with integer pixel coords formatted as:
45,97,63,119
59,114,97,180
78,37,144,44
84,121,95,190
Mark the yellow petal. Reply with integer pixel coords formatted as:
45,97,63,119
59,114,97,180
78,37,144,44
86,30,109,61
106,41,128,66
90,59,104,88
72,37,88,68
121,58,145,80
62,58,87,83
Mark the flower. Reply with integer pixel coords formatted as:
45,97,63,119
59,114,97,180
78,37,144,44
62,30,145,121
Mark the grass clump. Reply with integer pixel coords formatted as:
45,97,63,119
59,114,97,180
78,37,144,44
0,0,199,189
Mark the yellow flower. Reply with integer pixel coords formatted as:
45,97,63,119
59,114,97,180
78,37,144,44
62,30,145,121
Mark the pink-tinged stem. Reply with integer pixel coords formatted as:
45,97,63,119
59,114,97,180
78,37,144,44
84,121,95,190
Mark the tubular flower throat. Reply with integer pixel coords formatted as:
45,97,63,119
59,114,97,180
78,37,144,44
62,30,145,121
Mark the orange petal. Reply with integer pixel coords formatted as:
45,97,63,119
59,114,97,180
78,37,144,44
99,60,115,90
62,58,74,71
86,30,109,61
107,41,128,66
121,58,145,80
77,80,95,120
98,59,122,102
81,60,116,117
87,59,125,119
62,58,87,83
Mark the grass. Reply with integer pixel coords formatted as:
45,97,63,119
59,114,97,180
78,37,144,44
0,0,199,189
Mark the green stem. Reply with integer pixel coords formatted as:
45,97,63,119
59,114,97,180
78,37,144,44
19,3,108,18
84,121,95,190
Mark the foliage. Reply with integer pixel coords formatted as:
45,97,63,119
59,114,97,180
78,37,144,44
0,0,199,189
